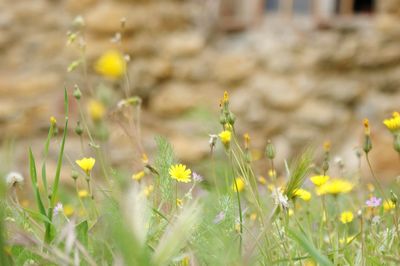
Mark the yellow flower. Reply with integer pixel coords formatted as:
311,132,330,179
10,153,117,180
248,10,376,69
223,91,229,104
95,50,126,79
293,188,311,201
132,171,145,181
323,140,331,152
76,157,96,175
268,169,276,178
258,176,267,185
316,178,353,196
363,118,370,135
63,204,74,216
141,153,149,164
78,189,89,198
383,112,400,133
143,185,154,197
232,177,245,192
50,116,57,126
169,164,191,183
219,130,231,145
250,213,257,221
87,100,106,122
340,211,354,224
243,133,250,148
288,209,294,217
310,175,329,187
339,235,355,244
367,183,374,192
176,198,183,208
383,200,396,211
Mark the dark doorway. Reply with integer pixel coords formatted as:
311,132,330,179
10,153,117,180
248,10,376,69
353,0,375,13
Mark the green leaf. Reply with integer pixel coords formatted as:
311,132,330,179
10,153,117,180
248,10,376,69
22,208,52,224
29,149,47,218
76,220,89,248
288,227,333,266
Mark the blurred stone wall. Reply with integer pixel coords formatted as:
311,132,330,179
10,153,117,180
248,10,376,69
0,0,400,178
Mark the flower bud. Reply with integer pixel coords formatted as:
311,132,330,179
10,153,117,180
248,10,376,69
71,170,79,181
363,134,372,154
265,140,276,160
75,121,83,136
73,85,82,100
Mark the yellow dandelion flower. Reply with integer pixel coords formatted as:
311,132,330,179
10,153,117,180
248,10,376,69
316,178,353,196
143,185,154,197
132,171,145,181
232,177,245,192
169,164,192,183
310,175,329,187
76,157,95,175
63,204,74,217
78,189,89,198
293,188,311,201
95,50,126,79
50,116,57,126
383,111,400,133
87,99,106,122
258,176,267,185
219,130,231,145
340,211,354,224
383,200,395,211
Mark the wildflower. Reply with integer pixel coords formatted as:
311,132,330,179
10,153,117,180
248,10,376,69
95,50,126,79
383,200,395,211
383,112,400,133
213,211,225,224
141,153,149,164
288,209,294,217
78,189,89,198
293,188,311,201
176,198,183,208
132,171,145,181
223,91,229,104
63,204,74,216
323,140,331,152
76,157,95,175
53,203,63,216
50,116,57,127
367,183,374,192
250,213,257,221
258,176,267,185
219,130,231,145
316,178,353,196
169,164,191,183
5,172,24,187
143,185,154,197
363,119,372,154
340,211,354,224
365,196,382,208
232,177,245,192
87,99,106,122
268,169,276,178
310,175,329,187
339,235,355,244
192,172,203,182
243,133,250,149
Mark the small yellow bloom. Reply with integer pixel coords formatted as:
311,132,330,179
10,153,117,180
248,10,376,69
132,171,145,181
288,209,294,217
223,91,229,104
340,211,354,224
243,133,250,148
219,130,231,145
258,176,267,185
143,185,154,197
383,200,396,211
232,177,245,192
323,140,331,152
316,178,353,196
367,183,375,192
363,118,370,135
268,169,276,178
293,188,311,201
250,213,257,221
87,99,106,122
141,153,149,164
181,256,190,266
383,112,400,133
50,116,57,126
176,198,183,208
76,157,96,175
63,204,74,216
78,189,89,198
339,235,355,244
169,164,192,183
95,50,126,79
310,175,329,187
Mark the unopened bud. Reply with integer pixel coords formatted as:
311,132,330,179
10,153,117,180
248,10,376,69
363,134,372,154
75,121,83,136
71,170,79,180
265,140,276,160
73,85,82,100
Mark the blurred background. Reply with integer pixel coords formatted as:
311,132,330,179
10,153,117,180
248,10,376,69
0,0,399,182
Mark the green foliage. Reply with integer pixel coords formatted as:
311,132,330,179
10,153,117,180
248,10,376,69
154,136,175,203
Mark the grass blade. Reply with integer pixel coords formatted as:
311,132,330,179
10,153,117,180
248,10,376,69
29,149,46,218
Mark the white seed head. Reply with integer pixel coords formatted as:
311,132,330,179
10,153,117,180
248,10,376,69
5,171,24,187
